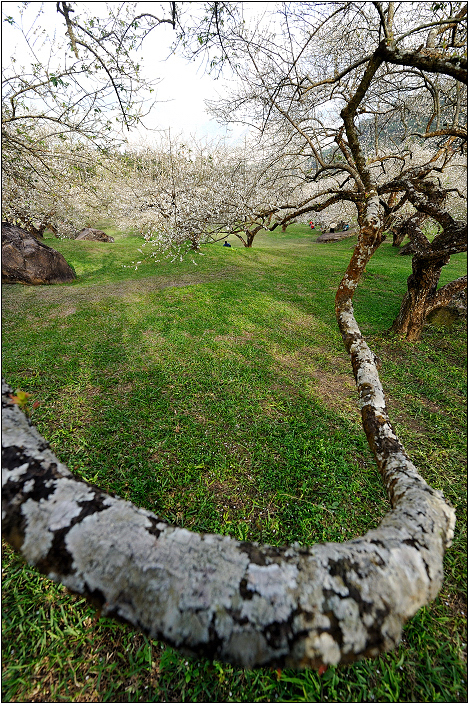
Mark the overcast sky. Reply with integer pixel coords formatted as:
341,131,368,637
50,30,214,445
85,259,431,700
126,14,242,145
2,1,276,145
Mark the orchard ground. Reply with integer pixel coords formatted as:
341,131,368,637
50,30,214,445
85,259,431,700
2,224,467,703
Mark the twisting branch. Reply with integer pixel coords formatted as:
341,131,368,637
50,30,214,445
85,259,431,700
377,42,467,84
56,2,79,59
426,274,468,313
2,338,455,672
2,0,464,673
410,127,467,141
425,5,468,48
341,52,384,191
372,2,390,42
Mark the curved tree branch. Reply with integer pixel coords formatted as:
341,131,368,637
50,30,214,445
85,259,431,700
410,127,467,141
341,53,384,191
426,274,468,313
377,43,467,84
1,0,461,672
2,353,455,672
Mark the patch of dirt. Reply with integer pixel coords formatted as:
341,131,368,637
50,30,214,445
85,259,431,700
206,476,277,526
208,479,247,512
142,330,165,341
442,591,468,621
221,440,252,467
282,314,323,330
385,392,449,440
272,346,358,415
44,384,102,432
258,396,287,420
419,397,443,413
116,383,133,393
55,305,77,318
213,332,255,343
393,414,425,437
20,629,164,703
309,367,357,413
2,267,240,310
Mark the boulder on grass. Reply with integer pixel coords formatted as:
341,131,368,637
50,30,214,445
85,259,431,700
2,222,76,285
76,227,114,242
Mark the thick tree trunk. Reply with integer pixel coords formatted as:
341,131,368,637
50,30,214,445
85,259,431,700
391,256,467,341
391,255,449,341
245,231,255,247
391,212,429,248
26,223,46,239
244,228,262,247
2,200,456,668
47,223,60,238
386,184,467,341
392,229,406,247
233,232,248,247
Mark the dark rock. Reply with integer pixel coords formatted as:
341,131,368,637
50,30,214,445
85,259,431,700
75,227,114,242
316,228,357,243
2,222,76,285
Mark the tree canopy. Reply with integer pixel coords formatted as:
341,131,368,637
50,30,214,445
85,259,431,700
184,1,468,338
2,0,467,672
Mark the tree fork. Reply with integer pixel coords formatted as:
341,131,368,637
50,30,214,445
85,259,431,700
391,264,467,341
390,255,448,340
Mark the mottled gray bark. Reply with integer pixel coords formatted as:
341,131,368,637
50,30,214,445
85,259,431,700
377,42,467,84
2,371,455,669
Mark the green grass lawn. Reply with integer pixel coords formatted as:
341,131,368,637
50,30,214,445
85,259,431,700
2,224,467,702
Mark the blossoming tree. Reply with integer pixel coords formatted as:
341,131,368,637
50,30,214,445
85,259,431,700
200,1,467,339
107,135,315,255
2,0,466,670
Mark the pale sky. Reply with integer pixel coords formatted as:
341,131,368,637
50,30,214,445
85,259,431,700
1,1,277,145
126,15,242,145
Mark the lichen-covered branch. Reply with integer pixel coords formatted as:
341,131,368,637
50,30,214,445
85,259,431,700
377,43,467,84
2,369,455,669
335,193,385,307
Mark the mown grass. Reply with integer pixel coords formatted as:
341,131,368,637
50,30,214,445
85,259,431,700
2,224,467,702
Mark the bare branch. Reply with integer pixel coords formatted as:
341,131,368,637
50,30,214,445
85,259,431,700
377,43,467,84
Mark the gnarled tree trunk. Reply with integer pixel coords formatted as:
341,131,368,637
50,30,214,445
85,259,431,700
47,222,60,238
391,253,450,341
244,226,263,247
391,212,428,248
386,178,467,341
25,222,47,239
2,197,456,669
245,230,256,247
233,227,261,247
392,266,467,340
